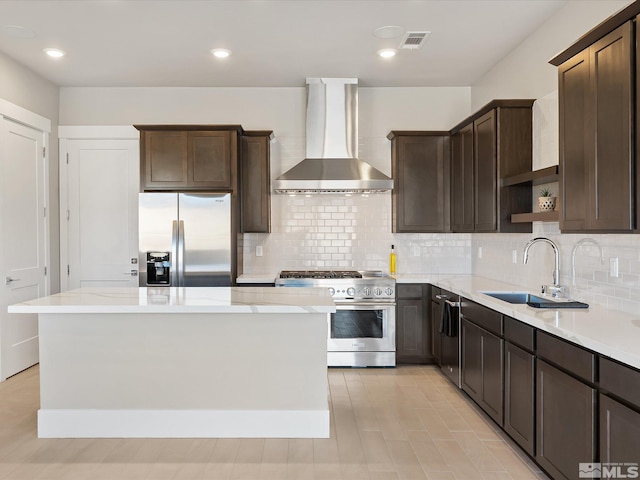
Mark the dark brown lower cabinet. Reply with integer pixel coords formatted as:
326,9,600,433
461,317,503,426
431,292,442,365
536,359,596,480
504,341,535,456
396,284,432,364
599,394,640,463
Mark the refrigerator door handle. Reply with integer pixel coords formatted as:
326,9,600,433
171,220,179,286
178,220,185,287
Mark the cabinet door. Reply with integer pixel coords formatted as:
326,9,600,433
188,131,231,189
462,318,483,403
431,299,441,365
481,329,504,426
474,111,497,232
392,135,450,233
560,21,634,232
142,130,188,189
504,341,535,456
462,317,503,425
396,297,431,364
536,359,596,479
241,134,270,233
451,125,474,232
589,21,633,231
600,394,640,463
559,50,590,232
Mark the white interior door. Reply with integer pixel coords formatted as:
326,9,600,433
0,118,46,380
63,139,139,290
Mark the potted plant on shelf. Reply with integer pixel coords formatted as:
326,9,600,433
538,187,557,212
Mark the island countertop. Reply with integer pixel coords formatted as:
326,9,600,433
8,286,336,315
9,286,333,439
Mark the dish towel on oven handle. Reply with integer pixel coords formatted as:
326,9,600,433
439,300,457,337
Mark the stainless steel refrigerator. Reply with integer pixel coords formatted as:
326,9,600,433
138,193,231,287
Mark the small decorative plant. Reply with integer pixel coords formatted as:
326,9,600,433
538,187,556,211
539,187,553,197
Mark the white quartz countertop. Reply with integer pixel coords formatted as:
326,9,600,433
8,287,335,314
396,274,640,370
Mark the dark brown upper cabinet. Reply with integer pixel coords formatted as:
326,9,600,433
136,125,241,192
553,16,636,232
451,124,474,232
450,100,534,233
241,131,272,233
388,132,450,233
474,110,498,232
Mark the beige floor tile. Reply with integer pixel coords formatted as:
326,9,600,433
0,365,549,480
231,462,262,480
360,431,394,470
257,463,287,480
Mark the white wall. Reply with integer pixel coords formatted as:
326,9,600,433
0,51,60,292
471,0,631,110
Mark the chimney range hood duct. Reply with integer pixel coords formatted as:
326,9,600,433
273,78,393,194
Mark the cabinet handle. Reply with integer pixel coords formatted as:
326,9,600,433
445,299,460,308
435,294,447,300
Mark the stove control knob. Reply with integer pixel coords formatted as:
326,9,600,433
347,287,356,297
363,287,372,296
374,287,382,296
328,287,335,296
385,287,394,297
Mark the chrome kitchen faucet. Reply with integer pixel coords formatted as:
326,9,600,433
523,237,567,298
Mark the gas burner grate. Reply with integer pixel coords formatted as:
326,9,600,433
279,270,363,279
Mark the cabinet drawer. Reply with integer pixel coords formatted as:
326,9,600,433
461,298,502,336
397,284,423,299
600,357,640,408
537,331,596,383
504,316,535,352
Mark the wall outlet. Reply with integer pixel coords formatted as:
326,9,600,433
512,250,518,264
255,246,263,257
477,247,483,259
610,257,619,277
413,246,420,257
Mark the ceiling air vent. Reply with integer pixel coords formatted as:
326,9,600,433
400,31,430,50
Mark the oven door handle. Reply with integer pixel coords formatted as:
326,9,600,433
334,303,396,309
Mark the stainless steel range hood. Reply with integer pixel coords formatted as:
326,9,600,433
273,78,393,194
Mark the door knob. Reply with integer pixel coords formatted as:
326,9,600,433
5,276,20,285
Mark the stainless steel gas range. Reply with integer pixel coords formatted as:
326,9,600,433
275,270,396,367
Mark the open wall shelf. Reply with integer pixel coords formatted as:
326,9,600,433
502,165,558,187
511,211,560,223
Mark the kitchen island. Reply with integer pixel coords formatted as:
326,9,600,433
8,286,335,439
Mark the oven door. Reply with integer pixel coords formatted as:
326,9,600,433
327,303,396,367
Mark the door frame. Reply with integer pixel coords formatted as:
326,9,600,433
0,98,51,381
58,126,138,291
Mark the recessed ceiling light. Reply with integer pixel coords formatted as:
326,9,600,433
211,48,231,59
43,48,65,58
373,26,404,39
377,49,397,59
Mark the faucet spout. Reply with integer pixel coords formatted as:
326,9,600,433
523,237,561,287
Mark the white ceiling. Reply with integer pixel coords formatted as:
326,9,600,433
0,0,568,88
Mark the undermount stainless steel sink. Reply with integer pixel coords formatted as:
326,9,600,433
481,291,590,309
481,291,549,304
